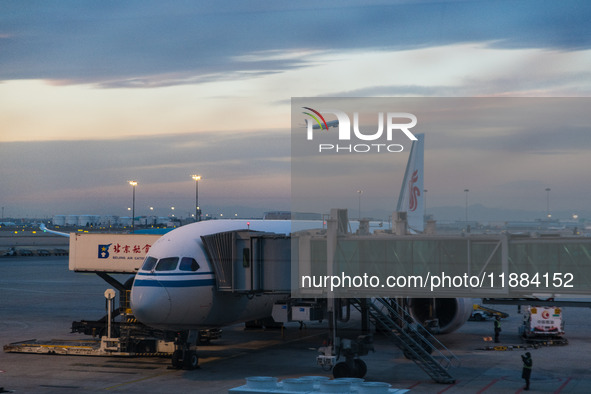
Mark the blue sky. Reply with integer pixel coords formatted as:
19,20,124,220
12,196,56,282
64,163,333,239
1,1,590,220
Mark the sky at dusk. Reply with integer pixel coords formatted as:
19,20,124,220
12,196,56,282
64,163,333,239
1,1,591,221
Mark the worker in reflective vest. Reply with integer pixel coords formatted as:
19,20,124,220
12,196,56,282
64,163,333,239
521,352,533,390
493,316,501,343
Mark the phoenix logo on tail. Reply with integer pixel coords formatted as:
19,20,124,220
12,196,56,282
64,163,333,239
408,170,421,212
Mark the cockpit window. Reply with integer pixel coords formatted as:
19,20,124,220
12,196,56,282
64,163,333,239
154,257,179,271
179,257,200,272
141,256,158,271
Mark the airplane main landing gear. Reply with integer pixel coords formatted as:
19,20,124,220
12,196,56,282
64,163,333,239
171,330,200,370
331,335,373,379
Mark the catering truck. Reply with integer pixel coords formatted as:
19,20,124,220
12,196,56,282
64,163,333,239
4,233,219,357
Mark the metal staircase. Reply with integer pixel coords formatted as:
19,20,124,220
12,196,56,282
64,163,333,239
350,298,459,384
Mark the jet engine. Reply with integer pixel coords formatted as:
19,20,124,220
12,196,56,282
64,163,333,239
407,297,473,334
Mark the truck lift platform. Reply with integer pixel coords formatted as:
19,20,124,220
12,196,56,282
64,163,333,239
4,339,103,356
469,304,509,321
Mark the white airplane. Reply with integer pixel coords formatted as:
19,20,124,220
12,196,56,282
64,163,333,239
40,223,71,237
130,219,293,331
299,119,339,130
129,133,473,369
312,119,339,129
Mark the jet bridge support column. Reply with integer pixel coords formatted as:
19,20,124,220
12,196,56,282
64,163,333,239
326,209,339,351
360,298,370,334
326,209,375,379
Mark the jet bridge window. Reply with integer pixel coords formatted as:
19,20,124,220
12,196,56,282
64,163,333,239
155,257,179,271
141,256,158,271
179,257,200,272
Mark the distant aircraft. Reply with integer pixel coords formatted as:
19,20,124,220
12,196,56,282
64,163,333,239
299,119,339,130
40,223,70,237
129,132,473,370
312,119,339,129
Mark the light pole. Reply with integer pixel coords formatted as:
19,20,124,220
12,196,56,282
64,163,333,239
545,187,551,218
464,189,469,222
191,175,202,222
129,181,138,233
357,190,363,220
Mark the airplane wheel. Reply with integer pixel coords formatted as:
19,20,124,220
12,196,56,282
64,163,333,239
332,362,352,378
184,350,199,370
171,350,182,368
354,359,367,378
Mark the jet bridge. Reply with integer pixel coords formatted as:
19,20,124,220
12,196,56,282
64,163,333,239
201,230,291,293
200,218,591,298
291,210,591,299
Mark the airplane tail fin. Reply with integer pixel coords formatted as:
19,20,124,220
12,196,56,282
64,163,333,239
396,133,425,233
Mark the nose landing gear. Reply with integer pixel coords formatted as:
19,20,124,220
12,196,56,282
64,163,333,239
170,330,200,370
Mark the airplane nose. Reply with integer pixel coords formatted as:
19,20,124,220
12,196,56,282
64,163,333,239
130,277,172,326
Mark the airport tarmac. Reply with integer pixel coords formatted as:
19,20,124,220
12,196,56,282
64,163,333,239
2,255,591,393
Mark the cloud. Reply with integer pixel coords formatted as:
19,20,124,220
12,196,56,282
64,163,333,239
2,1,591,220
0,130,291,216
1,1,590,87
291,97,591,216
326,85,458,97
